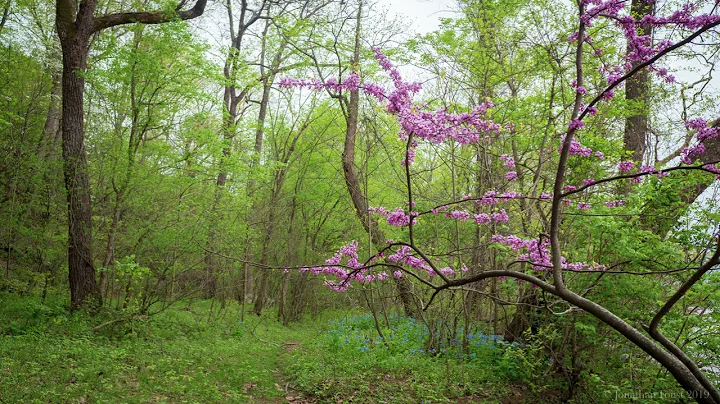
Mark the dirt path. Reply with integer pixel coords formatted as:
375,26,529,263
269,341,315,404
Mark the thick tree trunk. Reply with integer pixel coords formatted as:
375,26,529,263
56,0,206,311
623,0,655,163
59,37,102,310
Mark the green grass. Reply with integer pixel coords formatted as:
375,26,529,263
0,293,547,403
281,313,545,403
0,293,318,403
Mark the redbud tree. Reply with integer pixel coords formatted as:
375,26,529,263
282,1,720,401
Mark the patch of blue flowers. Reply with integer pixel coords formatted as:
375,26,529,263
320,314,522,362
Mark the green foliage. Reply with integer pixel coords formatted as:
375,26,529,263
2,0,720,401
284,313,555,403
0,293,309,403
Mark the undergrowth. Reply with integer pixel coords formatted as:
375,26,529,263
0,292,312,403
282,313,553,403
1,293,555,403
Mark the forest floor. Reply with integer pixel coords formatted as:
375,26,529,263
0,293,542,403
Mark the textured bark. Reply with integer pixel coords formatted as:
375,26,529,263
92,0,207,32
61,52,102,310
57,0,101,309
623,0,655,163
55,0,207,309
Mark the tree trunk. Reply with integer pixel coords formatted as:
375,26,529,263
623,0,655,163
251,117,306,315
0,0,10,34
251,207,275,314
38,70,62,162
57,9,102,309
503,287,539,342
339,0,419,318
247,79,273,312
55,0,206,311
204,1,269,299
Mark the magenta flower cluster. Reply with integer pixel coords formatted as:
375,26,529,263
281,9,720,292
558,135,600,159
680,118,720,165
303,241,394,292
491,234,603,272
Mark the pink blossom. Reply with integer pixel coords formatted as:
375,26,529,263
618,161,634,172
474,213,491,224
703,164,720,174
569,119,585,130
559,137,593,157
601,90,615,101
387,208,410,227
368,206,390,216
492,209,509,223
500,192,520,200
480,190,499,205
447,210,471,221
500,154,516,168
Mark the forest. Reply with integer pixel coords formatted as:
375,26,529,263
2,0,720,402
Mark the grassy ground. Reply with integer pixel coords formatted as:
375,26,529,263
281,313,541,403
0,293,542,403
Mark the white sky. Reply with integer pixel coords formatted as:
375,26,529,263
377,0,456,34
